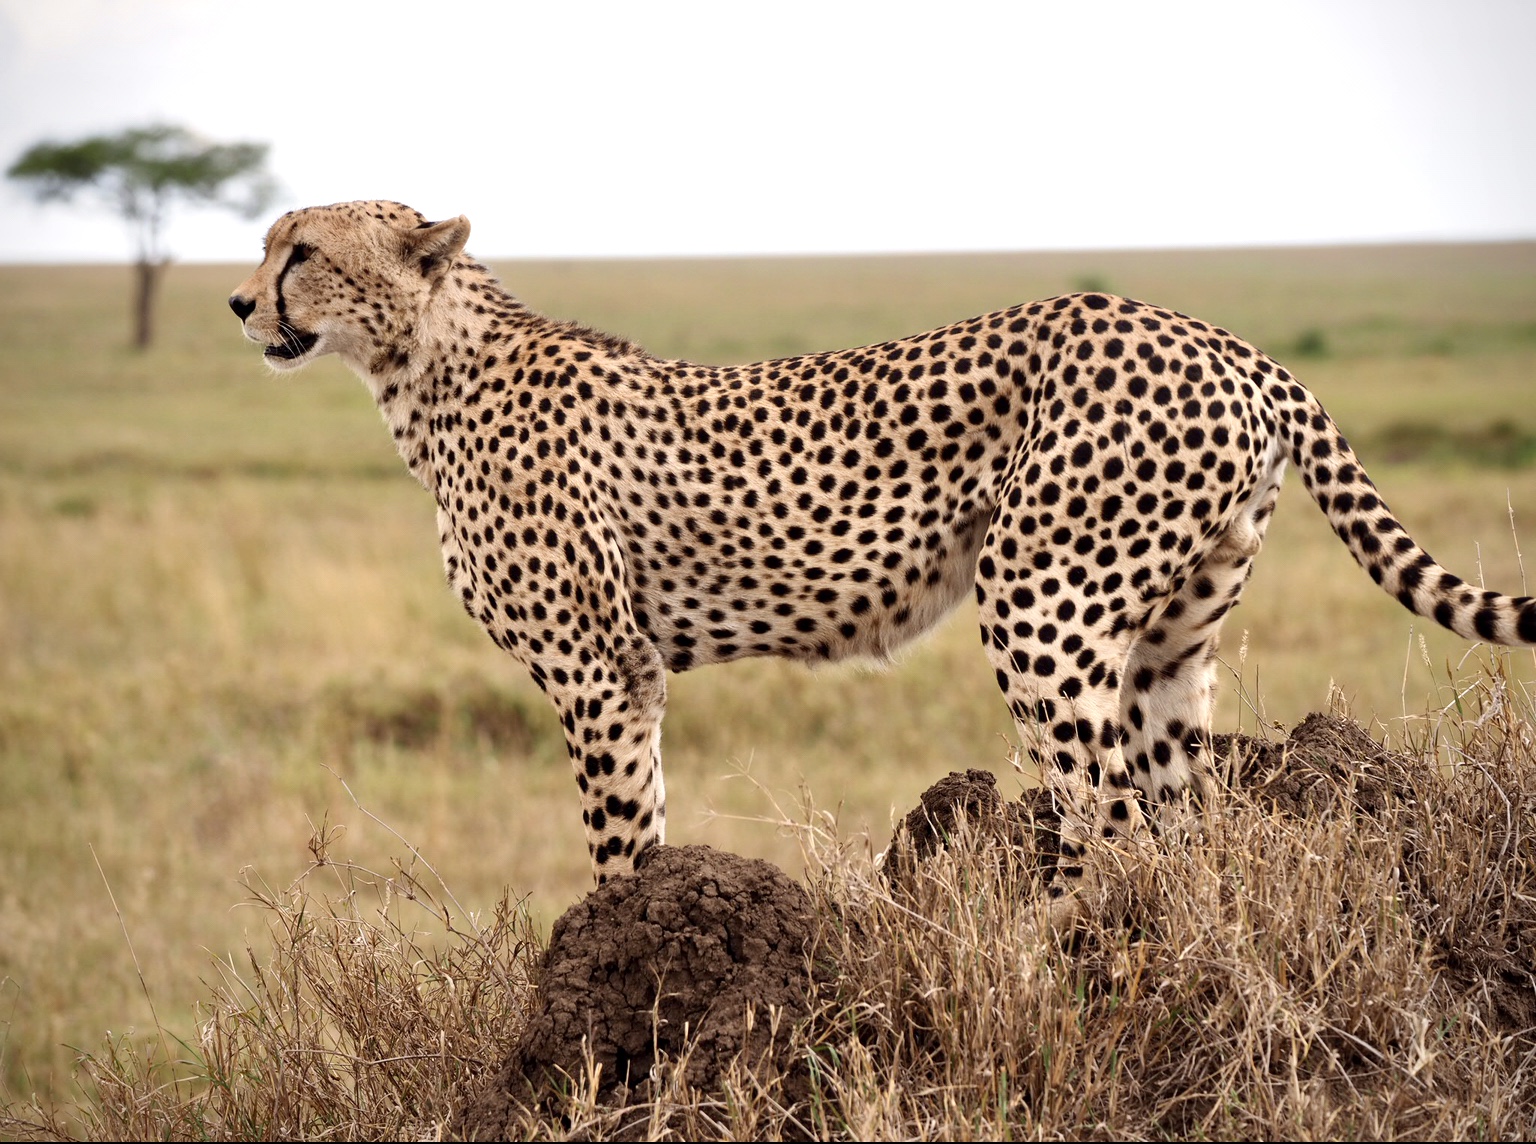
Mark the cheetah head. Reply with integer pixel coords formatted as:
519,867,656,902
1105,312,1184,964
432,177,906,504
229,200,470,375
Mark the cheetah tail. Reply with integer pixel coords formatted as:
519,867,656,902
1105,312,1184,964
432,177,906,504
1278,380,1536,648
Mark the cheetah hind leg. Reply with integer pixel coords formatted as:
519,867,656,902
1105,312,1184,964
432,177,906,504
978,592,1151,928
1120,473,1282,836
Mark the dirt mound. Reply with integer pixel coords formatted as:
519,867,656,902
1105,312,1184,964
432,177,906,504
1222,714,1536,1043
877,717,1412,893
454,844,813,1138
884,722,1536,1046
880,767,1057,892
1213,711,1406,818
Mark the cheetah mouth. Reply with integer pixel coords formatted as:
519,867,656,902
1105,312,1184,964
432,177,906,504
263,323,320,361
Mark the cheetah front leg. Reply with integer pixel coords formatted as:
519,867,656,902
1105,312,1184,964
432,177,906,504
535,632,669,882
474,514,669,884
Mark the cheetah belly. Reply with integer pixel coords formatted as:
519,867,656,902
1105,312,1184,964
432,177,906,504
626,502,995,672
833,504,993,663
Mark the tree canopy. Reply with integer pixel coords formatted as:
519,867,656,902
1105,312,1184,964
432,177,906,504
7,123,278,347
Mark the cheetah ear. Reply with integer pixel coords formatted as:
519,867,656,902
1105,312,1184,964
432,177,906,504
405,215,470,281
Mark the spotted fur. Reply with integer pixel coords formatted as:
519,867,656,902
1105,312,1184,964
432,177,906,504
231,201,1536,914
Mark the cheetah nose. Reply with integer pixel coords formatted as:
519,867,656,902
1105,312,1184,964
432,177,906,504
229,295,255,321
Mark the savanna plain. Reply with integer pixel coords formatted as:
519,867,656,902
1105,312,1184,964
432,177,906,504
3,242,1536,1139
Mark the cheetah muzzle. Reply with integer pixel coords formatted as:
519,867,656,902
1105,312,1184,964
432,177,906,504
230,200,1536,922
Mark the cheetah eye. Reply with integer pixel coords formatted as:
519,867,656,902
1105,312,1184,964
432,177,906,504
284,243,314,271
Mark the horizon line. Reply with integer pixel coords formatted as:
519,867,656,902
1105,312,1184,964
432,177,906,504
4,232,1536,269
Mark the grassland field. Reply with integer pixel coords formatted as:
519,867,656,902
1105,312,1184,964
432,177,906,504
2,242,1536,1104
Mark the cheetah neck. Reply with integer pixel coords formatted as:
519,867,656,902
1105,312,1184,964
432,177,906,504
351,259,544,491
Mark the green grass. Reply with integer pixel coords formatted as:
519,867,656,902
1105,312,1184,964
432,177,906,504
2,243,1535,1114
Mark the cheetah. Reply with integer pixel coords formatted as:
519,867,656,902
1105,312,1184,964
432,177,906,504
230,201,1536,917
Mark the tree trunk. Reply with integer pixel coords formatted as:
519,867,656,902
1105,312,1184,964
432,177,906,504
133,257,165,349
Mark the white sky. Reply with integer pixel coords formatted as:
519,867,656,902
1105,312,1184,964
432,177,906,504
0,0,1533,262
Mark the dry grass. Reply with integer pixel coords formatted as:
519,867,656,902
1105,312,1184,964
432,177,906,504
4,827,540,1142
7,666,1535,1141
782,671,1536,1140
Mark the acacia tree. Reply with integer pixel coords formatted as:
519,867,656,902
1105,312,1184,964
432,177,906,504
7,124,278,348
